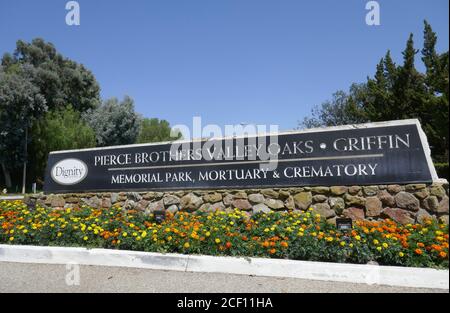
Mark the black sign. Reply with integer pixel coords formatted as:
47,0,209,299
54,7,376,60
44,120,438,193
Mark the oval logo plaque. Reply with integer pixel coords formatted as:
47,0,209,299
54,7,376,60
51,158,88,185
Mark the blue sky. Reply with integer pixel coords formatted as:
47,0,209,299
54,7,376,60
0,0,448,133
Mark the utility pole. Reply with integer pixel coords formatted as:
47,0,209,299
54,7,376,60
21,126,28,194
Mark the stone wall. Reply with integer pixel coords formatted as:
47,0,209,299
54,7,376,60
25,183,449,225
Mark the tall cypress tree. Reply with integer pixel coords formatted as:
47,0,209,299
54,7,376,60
421,21,449,162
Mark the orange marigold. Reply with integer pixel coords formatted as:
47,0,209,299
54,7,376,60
415,248,423,255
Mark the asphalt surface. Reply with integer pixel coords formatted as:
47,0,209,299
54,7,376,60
0,262,447,293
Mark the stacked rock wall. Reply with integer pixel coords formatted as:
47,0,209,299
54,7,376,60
25,183,449,225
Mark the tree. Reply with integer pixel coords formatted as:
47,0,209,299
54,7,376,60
300,21,448,162
0,64,47,188
421,21,449,162
0,38,101,190
29,106,96,185
2,38,100,112
299,83,368,129
137,118,182,143
83,96,141,147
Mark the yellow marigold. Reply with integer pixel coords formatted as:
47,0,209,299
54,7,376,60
376,246,382,252
399,252,404,257
373,239,379,245
382,243,388,248
215,238,221,244
83,236,88,241
340,241,346,247
355,235,361,241
184,242,190,248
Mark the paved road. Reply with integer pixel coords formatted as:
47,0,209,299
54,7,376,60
0,262,447,293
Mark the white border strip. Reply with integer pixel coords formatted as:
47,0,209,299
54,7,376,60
0,244,448,290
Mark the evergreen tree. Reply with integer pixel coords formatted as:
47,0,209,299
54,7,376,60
301,21,448,162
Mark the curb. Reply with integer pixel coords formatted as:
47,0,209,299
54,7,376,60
0,244,448,290
0,196,24,201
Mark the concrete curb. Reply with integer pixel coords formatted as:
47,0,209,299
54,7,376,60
0,196,24,200
0,244,448,290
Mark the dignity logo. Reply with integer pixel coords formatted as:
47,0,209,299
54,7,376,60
51,159,88,185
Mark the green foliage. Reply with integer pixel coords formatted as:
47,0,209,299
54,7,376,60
300,84,368,129
434,163,449,180
1,202,448,269
0,64,47,187
300,21,449,162
0,38,100,189
29,106,96,182
3,38,100,112
137,118,182,144
82,96,141,147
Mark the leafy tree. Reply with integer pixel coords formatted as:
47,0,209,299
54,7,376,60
300,83,368,129
2,38,100,112
83,96,141,147
0,64,47,188
137,118,182,143
29,106,96,185
0,38,100,190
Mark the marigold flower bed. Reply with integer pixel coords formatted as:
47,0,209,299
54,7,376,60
0,200,448,268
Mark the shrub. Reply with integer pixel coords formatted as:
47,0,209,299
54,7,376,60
0,200,448,268
435,163,449,180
